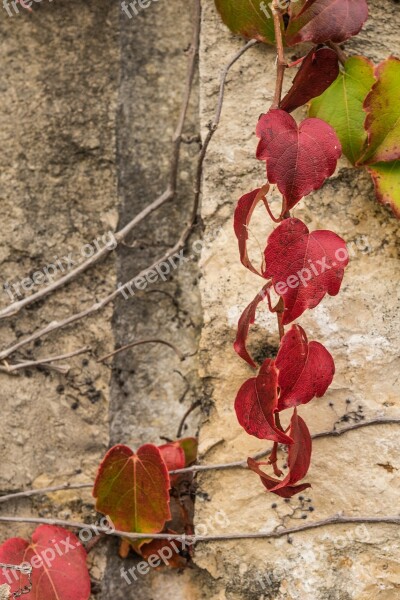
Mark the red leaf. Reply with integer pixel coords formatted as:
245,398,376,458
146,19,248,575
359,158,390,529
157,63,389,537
159,439,196,487
235,359,293,444
0,525,90,600
248,409,312,497
276,325,335,410
138,533,188,569
159,442,186,472
286,0,368,46
234,283,272,368
256,110,341,210
234,184,270,275
263,218,349,324
280,47,339,113
93,444,171,535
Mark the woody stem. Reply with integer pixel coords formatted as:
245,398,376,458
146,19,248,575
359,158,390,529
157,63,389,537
271,1,287,109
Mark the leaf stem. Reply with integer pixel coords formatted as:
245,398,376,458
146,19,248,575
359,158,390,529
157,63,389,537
327,41,347,66
271,1,287,109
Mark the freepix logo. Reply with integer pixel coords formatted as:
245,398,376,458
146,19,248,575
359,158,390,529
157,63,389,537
121,0,160,20
3,231,117,304
3,0,54,17
259,0,294,18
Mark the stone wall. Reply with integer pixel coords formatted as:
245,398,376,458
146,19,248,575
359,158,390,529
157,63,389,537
195,2,400,599
0,0,119,587
0,1,399,599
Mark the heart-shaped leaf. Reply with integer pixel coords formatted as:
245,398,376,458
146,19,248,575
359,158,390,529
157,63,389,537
93,444,171,535
361,57,400,164
234,283,272,368
276,324,335,410
263,218,349,324
248,408,312,497
234,184,270,276
286,0,368,46
256,110,341,211
367,161,400,218
280,47,339,113
235,359,293,444
0,525,90,600
214,0,277,45
309,56,375,165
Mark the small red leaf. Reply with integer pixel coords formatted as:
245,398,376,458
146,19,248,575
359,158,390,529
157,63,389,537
276,325,335,410
159,440,193,487
248,409,312,497
93,444,171,535
256,110,341,210
284,409,312,484
264,218,349,324
234,283,272,368
286,0,368,46
138,533,188,569
0,525,90,600
235,359,293,444
159,443,186,472
280,47,339,113
234,184,270,275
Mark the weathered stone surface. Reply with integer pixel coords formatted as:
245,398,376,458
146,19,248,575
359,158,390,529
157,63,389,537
1,0,399,598
195,1,400,599
100,0,203,597
0,584,10,600
0,0,119,594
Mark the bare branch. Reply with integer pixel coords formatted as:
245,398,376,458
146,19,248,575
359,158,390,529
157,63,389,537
0,483,92,505
0,417,397,505
0,515,398,544
0,347,91,375
0,37,259,364
177,400,202,438
0,0,201,323
98,339,185,364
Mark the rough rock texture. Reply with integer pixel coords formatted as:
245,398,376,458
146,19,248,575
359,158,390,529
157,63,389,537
0,0,119,593
195,1,400,599
0,0,399,599
100,1,203,598
1,0,204,599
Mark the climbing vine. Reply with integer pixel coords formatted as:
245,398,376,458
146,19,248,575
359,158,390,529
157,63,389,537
219,0,399,498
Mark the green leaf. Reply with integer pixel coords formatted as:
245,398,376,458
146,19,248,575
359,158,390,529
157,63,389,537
178,437,198,466
361,57,400,164
367,161,400,218
309,56,375,165
214,0,276,44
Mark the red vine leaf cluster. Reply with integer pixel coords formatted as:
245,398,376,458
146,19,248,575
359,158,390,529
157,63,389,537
231,2,358,497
